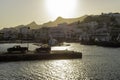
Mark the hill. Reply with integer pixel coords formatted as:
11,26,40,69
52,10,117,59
42,15,87,27
16,15,88,29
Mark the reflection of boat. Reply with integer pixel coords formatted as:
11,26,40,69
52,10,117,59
35,44,51,53
7,45,28,53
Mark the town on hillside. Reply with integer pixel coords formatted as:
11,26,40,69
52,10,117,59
0,13,120,44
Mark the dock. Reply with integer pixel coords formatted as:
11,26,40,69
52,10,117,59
0,51,82,62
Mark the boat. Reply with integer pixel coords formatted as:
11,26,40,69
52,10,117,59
7,45,28,53
35,44,51,53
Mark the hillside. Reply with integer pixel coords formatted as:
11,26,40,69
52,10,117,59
42,15,87,27
15,15,88,29
2,13,120,30
26,21,41,29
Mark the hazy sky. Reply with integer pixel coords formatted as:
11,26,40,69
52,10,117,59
0,0,120,28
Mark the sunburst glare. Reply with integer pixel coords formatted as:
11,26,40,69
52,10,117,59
45,0,78,18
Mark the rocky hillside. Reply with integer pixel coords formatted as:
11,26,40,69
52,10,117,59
13,15,88,29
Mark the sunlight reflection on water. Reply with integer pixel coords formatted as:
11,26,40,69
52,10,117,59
48,60,72,79
0,43,120,80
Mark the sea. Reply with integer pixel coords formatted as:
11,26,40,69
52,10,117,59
0,43,120,80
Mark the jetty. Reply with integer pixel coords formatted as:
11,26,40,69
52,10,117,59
0,51,82,62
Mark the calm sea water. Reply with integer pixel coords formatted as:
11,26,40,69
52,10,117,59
0,43,120,80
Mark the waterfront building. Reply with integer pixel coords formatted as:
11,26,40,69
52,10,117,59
94,27,110,42
49,26,65,41
18,27,30,40
0,28,18,40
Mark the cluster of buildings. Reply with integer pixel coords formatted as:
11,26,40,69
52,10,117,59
79,13,120,42
0,13,120,43
0,22,82,42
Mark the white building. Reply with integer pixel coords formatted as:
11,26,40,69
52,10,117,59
94,27,111,42
49,26,65,39
0,28,18,39
18,27,30,34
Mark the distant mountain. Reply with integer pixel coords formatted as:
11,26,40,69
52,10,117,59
14,21,41,29
12,15,88,29
26,21,41,29
42,16,88,27
14,25,26,30
27,21,38,27
1,13,120,31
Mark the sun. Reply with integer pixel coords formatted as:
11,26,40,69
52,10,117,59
45,0,78,18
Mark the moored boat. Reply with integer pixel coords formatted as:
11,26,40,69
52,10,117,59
35,44,51,53
7,45,28,53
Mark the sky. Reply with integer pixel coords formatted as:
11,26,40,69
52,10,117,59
0,0,120,29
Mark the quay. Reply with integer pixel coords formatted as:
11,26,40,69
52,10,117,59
0,51,82,62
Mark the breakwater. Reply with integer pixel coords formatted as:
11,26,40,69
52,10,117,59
0,52,82,62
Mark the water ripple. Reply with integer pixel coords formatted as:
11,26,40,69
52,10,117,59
0,43,120,80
